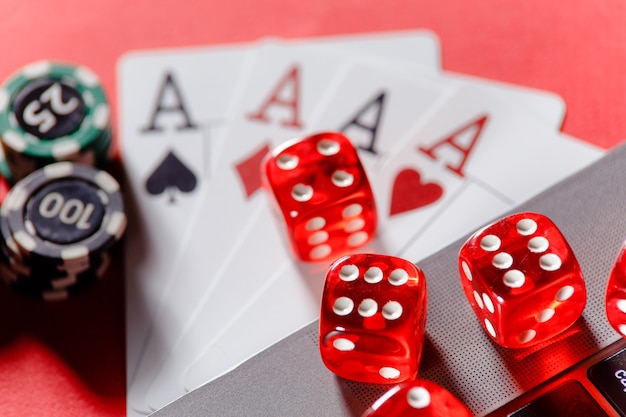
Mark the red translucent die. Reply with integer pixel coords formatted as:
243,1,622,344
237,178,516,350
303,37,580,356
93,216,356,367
319,253,427,384
362,379,473,417
261,132,377,262
605,241,626,337
458,212,586,348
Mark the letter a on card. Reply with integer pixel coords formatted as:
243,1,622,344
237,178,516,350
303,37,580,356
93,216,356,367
246,65,303,129
418,115,488,178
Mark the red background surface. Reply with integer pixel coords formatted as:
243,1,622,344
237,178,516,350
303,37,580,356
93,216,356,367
1,1,624,415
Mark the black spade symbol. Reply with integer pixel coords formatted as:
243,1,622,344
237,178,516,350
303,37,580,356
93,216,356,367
145,150,198,203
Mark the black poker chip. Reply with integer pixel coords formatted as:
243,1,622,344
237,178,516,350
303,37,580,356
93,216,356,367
0,161,126,300
3,162,126,264
3,253,109,289
5,271,102,301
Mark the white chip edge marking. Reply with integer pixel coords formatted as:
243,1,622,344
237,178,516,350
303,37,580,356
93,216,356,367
6,185,28,212
51,140,81,159
107,212,128,239
96,189,110,206
74,66,100,87
3,131,27,152
83,90,95,107
61,245,89,261
13,230,36,252
92,104,110,129
0,89,9,112
95,170,120,194
23,61,51,79
44,161,73,178
617,299,626,314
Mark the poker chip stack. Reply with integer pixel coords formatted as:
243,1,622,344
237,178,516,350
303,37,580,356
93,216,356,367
0,161,127,300
0,60,113,184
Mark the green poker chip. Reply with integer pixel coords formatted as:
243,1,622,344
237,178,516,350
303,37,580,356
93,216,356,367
0,61,112,180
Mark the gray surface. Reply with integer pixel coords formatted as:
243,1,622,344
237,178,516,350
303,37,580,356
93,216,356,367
151,143,626,417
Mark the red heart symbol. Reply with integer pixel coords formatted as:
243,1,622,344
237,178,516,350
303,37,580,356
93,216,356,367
389,168,444,216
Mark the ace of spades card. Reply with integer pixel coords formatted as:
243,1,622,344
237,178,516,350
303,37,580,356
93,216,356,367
118,42,258,414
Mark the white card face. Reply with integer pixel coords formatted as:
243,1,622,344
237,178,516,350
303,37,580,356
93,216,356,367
132,34,442,414
306,59,456,173
442,71,566,129
371,83,603,258
118,43,256,415
275,29,441,73
178,81,603,397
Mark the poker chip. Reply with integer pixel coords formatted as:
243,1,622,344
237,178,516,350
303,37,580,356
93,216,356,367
0,61,113,182
0,146,14,185
0,162,126,300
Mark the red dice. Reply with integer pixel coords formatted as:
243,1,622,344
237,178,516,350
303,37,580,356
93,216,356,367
319,253,427,384
361,379,473,417
458,212,586,348
605,241,626,337
261,132,377,262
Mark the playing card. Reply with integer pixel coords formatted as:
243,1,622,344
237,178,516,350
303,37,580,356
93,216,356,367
178,76,603,396
118,43,258,415
378,85,604,262
307,59,567,171
132,33,442,414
